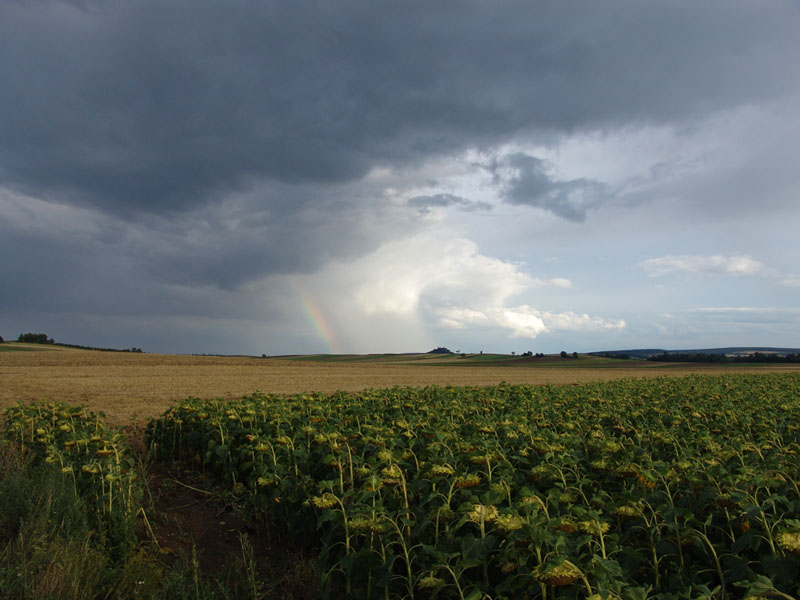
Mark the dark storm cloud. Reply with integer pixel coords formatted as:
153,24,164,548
2,0,800,331
0,179,415,311
2,0,798,218
407,194,491,214
498,153,609,222
138,187,399,289
0,195,277,318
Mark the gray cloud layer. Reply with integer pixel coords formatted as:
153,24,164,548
2,1,797,218
2,0,799,351
407,194,491,214
497,153,609,221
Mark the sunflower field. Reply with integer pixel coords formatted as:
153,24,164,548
1,401,140,540
147,374,800,599
0,402,152,598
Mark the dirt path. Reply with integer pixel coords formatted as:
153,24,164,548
125,425,320,597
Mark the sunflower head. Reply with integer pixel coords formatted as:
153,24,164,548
417,574,445,590
311,493,338,510
495,514,525,532
468,504,498,524
777,531,800,554
453,473,481,488
534,561,581,586
428,464,455,477
578,520,610,536
614,504,643,519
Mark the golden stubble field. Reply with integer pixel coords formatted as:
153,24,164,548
3,345,800,424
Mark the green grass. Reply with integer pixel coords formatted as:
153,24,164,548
282,352,655,368
284,353,407,362
433,355,652,368
283,352,441,363
281,351,655,367
0,345,35,352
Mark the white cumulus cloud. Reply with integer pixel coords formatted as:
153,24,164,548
435,306,491,329
350,234,531,316
303,230,624,347
781,276,800,287
436,305,625,339
640,253,800,288
536,310,627,333
531,277,573,288
641,254,771,277
492,307,548,338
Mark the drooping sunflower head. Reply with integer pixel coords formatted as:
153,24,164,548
381,464,403,484
495,513,525,532
577,520,610,536
534,561,581,586
311,493,338,510
777,531,800,554
417,574,445,590
520,494,546,511
614,504,643,519
468,504,498,524
453,473,481,488
428,464,455,477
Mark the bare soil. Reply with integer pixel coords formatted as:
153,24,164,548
124,425,321,597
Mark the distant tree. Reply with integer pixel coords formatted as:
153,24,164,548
0,335,4,343
572,351,578,358
17,333,54,344
560,350,568,358
428,347,453,354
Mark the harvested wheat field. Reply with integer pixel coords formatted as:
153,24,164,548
3,343,799,424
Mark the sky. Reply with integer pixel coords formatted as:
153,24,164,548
2,0,800,356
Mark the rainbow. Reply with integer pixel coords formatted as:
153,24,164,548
292,280,342,354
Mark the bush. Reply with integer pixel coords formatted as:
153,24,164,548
427,346,453,354
17,332,54,344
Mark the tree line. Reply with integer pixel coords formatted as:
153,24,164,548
9,332,142,353
647,352,800,363
16,332,54,344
